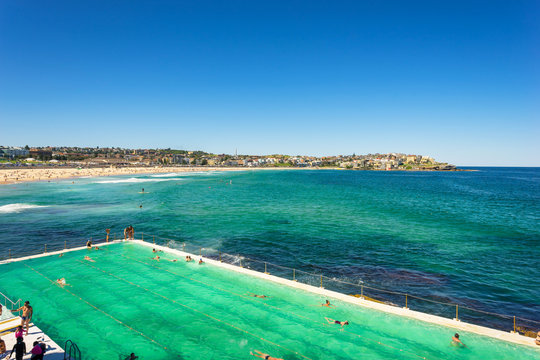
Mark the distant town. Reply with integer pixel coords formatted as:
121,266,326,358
0,146,458,171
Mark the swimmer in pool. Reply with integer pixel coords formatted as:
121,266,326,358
56,278,69,287
325,317,349,328
152,255,160,261
84,255,95,262
170,259,178,262
185,256,193,262
250,350,283,360
246,293,269,299
199,258,204,264
451,333,467,347
321,300,335,308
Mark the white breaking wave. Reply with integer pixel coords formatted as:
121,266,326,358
94,177,185,184
151,171,229,178
150,173,180,178
0,203,49,214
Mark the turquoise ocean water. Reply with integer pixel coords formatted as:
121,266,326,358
0,168,539,331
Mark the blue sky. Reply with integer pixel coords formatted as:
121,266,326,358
0,1,538,166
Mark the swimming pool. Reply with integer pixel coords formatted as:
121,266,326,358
0,242,537,360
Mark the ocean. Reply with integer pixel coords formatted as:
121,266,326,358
0,167,539,331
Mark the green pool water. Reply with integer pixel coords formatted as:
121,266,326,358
0,243,537,360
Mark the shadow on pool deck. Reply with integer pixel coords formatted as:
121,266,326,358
0,316,64,360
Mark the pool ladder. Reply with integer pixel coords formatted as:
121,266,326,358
64,339,81,360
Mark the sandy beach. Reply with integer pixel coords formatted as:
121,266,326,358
0,166,250,185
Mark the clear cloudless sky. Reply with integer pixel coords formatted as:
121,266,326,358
0,0,538,166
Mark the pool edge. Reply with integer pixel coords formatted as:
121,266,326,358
1,239,538,350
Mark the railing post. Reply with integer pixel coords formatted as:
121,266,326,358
200,248,202,256
142,233,144,241
454,305,459,321
240,259,243,268
293,269,296,281
404,294,408,309
219,251,222,262
264,263,268,274
361,285,364,298
153,236,155,245
183,243,185,252
114,233,116,241
8,249,11,259
64,240,67,250
44,244,47,253
512,316,516,333
320,275,323,288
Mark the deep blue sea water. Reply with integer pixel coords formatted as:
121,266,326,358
0,168,539,331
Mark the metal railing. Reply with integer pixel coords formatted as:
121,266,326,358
1,231,538,339
140,232,540,338
64,339,82,360
0,230,132,262
1,291,22,315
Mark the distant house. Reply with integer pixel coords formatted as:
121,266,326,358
406,155,417,164
0,147,29,158
29,148,53,160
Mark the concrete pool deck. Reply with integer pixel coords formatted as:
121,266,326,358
1,239,538,350
0,316,65,359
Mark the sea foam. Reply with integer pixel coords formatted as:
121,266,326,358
150,173,180,178
0,203,49,214
94,177,184,184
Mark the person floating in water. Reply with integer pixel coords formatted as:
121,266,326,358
125,353,139,360
84,255,95,262
451,333,467,347
56,278,69,287
170,259,178,262
246,293,269,299
250,350,283,360
199,258,204,264
152,255,160,261
185,256,193,262
58,253,64,258
325,317,349,329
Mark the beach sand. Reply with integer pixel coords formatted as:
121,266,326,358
0,166,249,185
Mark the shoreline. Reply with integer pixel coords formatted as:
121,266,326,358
0,166,469,185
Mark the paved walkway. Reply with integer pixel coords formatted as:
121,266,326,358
0,316,65,359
